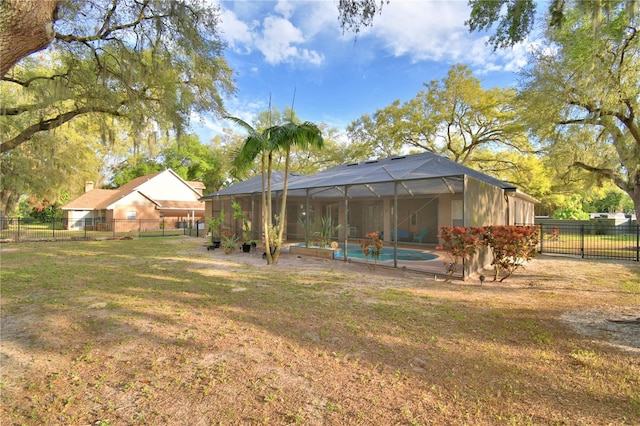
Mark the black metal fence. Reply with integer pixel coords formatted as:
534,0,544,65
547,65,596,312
3,217,638,262
536,222,639,261
0,217,206,241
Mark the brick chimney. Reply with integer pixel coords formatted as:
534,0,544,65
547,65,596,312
85,181,94,193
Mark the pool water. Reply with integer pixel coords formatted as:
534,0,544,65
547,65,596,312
333,244,438,261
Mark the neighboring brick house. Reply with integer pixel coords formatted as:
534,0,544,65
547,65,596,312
61,169,205,231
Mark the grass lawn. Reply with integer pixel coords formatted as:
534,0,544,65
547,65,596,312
1,237,639,425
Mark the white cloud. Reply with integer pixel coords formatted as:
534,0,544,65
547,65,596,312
219,3,325,66
372,1,472,61
364,1,536,74
294,1,341,39
219,8,255,53
274,0,295,19
256,16,302,64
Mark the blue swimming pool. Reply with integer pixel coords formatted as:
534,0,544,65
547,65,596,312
333,244,438,261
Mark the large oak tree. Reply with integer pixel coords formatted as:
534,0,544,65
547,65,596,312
521,8,640,218
0,0,59,77
0,0,234,154
346,64,549,199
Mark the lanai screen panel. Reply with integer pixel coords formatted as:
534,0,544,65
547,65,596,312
299,176,465,201
400,176,464,196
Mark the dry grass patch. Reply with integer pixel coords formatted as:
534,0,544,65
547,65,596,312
1,237,638,425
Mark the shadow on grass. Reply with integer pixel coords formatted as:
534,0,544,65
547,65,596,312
1,238,638,424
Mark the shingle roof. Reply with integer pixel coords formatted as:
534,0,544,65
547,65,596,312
187,181,206,190
61,189,116,209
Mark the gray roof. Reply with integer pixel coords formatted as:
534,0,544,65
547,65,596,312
201,171,294,199
202,152,518,199
290,152,514,190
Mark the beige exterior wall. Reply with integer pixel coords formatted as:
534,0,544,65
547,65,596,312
64,209,106,230
111,193,159,220
437,193,459,228
464,177,506,226
462,178,505,278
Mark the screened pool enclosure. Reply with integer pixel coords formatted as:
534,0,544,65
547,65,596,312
201,152,537,276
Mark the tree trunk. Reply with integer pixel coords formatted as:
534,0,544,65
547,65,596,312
0,189,19,229
631,170,640,224
264,153,274,264
273,147,291,264
0,0,59,77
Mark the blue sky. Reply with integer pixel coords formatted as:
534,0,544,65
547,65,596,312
193,0,539,141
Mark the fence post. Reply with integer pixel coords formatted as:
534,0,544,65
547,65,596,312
538,224,544,254
636,224,639,262
580,224,585,258
52,217,55,239
18,217,21,240
162,219,165,237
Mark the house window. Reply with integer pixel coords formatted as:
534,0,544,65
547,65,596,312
126,211,137,220
410,211,417,226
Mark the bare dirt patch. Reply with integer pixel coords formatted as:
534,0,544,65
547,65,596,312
1,239,639,425
560,309,639,354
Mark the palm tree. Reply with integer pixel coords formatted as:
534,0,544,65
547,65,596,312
267,120,324,263
228,116,324,264
227,116,278,264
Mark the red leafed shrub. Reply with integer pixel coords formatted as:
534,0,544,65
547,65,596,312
437,226,486,275
437,225,539,281
485,226,539,281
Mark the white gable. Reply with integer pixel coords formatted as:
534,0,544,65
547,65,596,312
135,170,200,202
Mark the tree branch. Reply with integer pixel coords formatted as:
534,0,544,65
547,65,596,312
54,1,168,45
0,104,37,116
1,106,121,153
572,161,628,192
2,72,70,87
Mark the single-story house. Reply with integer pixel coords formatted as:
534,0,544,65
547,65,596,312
61,169,205,231
201,152,538,276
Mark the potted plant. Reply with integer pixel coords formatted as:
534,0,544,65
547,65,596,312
207,209,225,250
221,234,239,254
312,216,342,248
232,201,252,253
